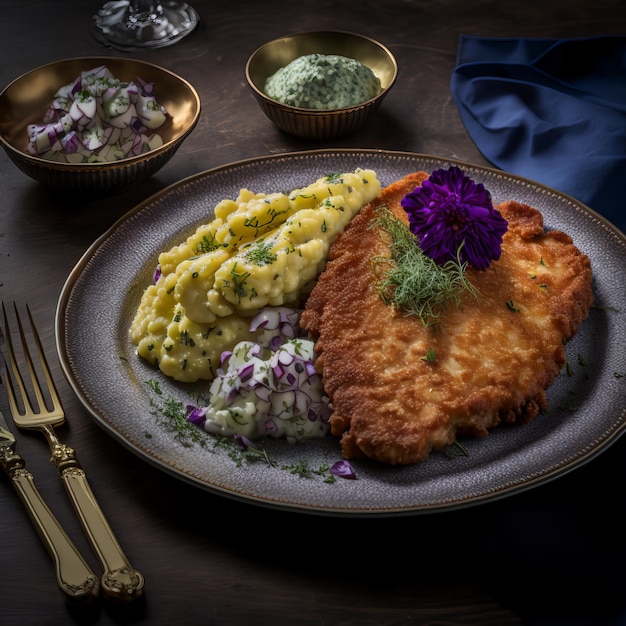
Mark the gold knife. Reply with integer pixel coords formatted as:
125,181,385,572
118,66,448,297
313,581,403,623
0,369,99,603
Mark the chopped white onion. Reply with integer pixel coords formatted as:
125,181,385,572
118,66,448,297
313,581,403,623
26,65,169,163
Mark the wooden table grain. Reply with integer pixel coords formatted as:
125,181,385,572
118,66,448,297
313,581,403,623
1,1,625,625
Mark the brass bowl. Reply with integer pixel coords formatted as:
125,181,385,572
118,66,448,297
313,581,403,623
245,31,397,140
0,56,201,194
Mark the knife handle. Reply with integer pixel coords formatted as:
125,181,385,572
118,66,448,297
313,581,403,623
56,459,145,603
1,450,100,603
40,425,144,602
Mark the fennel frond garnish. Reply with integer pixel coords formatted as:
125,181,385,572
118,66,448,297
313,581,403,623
372,206,478,327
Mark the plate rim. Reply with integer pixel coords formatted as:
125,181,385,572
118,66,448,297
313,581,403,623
55,148,626,517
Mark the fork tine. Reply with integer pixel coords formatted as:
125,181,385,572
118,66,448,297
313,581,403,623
1,301,35,418
2,301,144,602
1,301,64,423
23,302,63,415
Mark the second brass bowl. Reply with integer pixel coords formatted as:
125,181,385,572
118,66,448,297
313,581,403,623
246,31,398,140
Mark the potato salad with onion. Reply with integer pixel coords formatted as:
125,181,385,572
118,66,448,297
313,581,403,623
186,308,333,442
131,168,381,442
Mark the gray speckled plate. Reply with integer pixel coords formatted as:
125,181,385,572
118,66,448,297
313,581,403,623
56,149,626,517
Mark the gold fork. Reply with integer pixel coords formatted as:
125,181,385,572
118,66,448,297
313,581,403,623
0,361,100,603
1,301,144,603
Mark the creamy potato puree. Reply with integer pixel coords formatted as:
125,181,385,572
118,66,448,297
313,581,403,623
130,169,381,382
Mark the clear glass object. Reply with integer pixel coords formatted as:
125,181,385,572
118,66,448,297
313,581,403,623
93,0,199,51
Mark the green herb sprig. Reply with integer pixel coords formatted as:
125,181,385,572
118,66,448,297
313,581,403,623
144,379,342,481
242,239,278,266
146,379,209,448
372,207,478,327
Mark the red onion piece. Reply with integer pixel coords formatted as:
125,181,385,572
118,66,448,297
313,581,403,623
330,461,357,479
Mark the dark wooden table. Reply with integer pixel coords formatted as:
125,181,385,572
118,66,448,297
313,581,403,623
1,1,625,624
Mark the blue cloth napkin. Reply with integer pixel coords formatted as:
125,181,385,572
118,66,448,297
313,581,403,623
450,35,626,234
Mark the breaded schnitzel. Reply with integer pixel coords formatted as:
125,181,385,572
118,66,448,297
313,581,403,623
301,172,594,465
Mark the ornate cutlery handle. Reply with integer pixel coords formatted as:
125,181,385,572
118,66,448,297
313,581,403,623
45,426,145,603
1,448,100,603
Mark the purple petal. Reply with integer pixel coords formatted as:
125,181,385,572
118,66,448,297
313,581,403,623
401,166,508,270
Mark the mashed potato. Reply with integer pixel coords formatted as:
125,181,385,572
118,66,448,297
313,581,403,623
130,169,381,383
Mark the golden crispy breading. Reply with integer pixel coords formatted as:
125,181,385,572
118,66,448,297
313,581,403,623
301,172,594,465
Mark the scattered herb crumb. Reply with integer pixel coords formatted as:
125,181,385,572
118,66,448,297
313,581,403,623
144,379,353,481
442,441,469,459
149,392,209,449
558,391,583,412
281,460,338,483
422,348,437,362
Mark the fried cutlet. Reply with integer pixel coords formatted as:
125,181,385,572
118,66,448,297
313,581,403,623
300,172,594,465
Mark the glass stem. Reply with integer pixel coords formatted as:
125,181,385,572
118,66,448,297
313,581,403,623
128,1,165,22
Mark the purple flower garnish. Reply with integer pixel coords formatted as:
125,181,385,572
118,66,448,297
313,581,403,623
330,460,357,480
400,166,508,270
